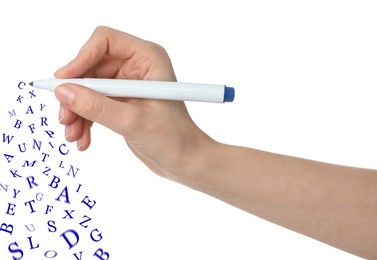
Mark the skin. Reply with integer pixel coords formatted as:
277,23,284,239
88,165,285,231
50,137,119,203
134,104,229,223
54,26,377,259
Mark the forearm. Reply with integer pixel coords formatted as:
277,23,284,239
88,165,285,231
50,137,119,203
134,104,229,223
179,140,377,259
54,26,375,258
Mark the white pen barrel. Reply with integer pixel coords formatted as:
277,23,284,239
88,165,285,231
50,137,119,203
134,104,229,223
88,79,226,103
32,78,234,103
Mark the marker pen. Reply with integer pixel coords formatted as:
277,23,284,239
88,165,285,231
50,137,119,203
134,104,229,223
29,78,235,103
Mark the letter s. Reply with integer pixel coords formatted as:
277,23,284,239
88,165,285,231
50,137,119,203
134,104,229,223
8,241,24,260
47,220,57,233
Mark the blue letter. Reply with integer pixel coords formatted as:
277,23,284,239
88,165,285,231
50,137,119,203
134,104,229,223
2,133,14,144
8,241,23,259
93,248,110,260
56,186,70,204
4,154,14,163
47,220,57,232
26,176,39,189
90,229,103,242
27,236,39,250
14,119,22,129
49,176,61,189
60,229,79,249
59,144,69,155
6,203,16,216
8,109,16,118
81,196,96,210
18,81,26,90
26,105,34,114
0,223,14,235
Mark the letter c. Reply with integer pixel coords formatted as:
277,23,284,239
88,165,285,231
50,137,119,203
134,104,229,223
18,81,26,90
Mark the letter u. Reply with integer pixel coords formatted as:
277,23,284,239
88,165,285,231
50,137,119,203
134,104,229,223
25,224,36,232
18,143,26,153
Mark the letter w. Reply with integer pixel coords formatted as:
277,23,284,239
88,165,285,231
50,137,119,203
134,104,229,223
2,133,14,144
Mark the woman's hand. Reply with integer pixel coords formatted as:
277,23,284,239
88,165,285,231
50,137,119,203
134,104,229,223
54,26,211,179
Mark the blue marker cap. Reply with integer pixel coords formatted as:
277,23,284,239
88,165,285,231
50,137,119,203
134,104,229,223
224,86,235,102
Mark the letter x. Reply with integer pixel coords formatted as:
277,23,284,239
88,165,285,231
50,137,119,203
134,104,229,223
62,209,75,219
29,90,36,98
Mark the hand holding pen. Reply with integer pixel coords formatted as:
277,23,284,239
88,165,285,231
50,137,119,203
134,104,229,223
54,26,212,178
53,26,377,259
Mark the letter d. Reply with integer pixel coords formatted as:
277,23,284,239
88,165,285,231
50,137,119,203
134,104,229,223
60,229,79,249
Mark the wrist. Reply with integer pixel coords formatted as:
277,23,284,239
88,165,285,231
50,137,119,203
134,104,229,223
170,134,228,192
165,129,214,184
174,139,254,201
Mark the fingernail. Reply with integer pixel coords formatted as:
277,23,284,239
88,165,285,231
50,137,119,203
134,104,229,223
59,105,65,123
77,140,82,151
56,85,75,106
65,125,70,140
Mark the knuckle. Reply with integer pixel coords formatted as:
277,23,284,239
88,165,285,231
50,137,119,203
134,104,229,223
94,25,111,34
83,93,106,122
150,43,168,57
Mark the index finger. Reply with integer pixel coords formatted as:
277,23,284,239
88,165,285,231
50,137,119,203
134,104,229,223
54,26,144,78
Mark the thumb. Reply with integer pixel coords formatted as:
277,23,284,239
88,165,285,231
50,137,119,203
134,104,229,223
54,83,130,134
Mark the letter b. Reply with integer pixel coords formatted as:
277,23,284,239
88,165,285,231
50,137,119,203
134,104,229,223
1,223,14,235
14,119,22,129
93,248,110,260
49,176,60,189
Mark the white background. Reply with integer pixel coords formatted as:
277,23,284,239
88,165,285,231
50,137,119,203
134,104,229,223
1,0,376,259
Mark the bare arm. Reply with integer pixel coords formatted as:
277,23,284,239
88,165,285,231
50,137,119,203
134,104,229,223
182,140,377,259
54,26,377,259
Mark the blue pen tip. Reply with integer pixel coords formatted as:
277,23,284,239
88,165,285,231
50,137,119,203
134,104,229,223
224,86,235,102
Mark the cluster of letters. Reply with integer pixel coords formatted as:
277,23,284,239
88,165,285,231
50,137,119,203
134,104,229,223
0,82,110,259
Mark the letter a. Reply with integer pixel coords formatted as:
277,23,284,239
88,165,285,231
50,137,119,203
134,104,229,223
56,186,70,204
26,105,34,114
4,154,14,163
